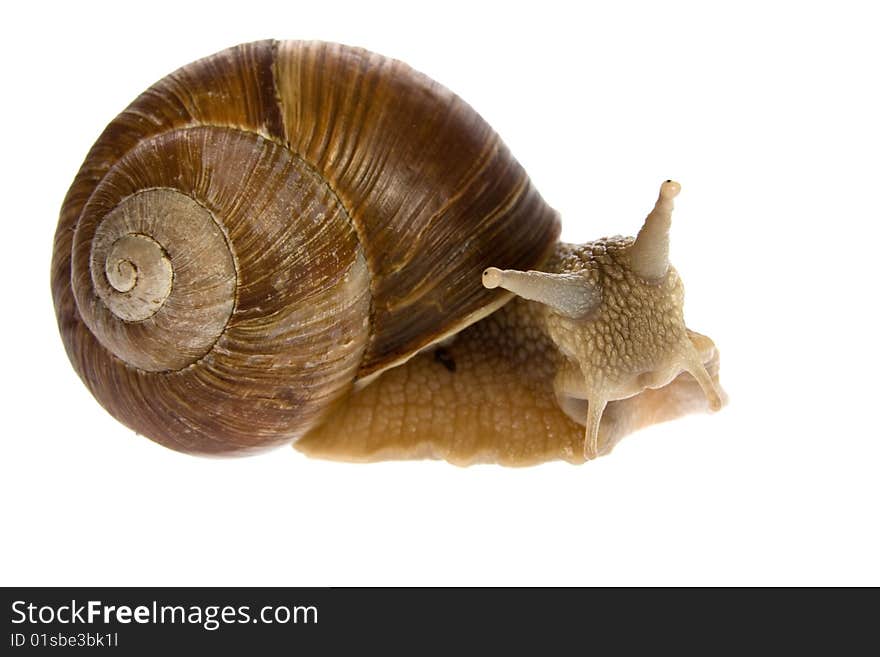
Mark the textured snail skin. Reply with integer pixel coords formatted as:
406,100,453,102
53,41,724,462
299,242,725,466
301,184,726,464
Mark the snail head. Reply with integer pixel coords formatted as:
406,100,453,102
483,181,724,460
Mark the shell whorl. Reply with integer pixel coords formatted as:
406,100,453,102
52,40,560,454
77,187,235,371
60,123,372,453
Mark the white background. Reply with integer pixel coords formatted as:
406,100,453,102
1,1,877,586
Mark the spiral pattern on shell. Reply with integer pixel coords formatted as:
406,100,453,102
52,41,560,454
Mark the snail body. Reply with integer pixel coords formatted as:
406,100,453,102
52,40,724,464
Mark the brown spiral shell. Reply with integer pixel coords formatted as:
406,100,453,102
51,40,560,454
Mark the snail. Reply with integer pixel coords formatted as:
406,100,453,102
51,40,725,465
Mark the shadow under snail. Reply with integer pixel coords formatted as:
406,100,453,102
51,40,726,465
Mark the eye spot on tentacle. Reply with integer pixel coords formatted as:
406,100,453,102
482,267,503,289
